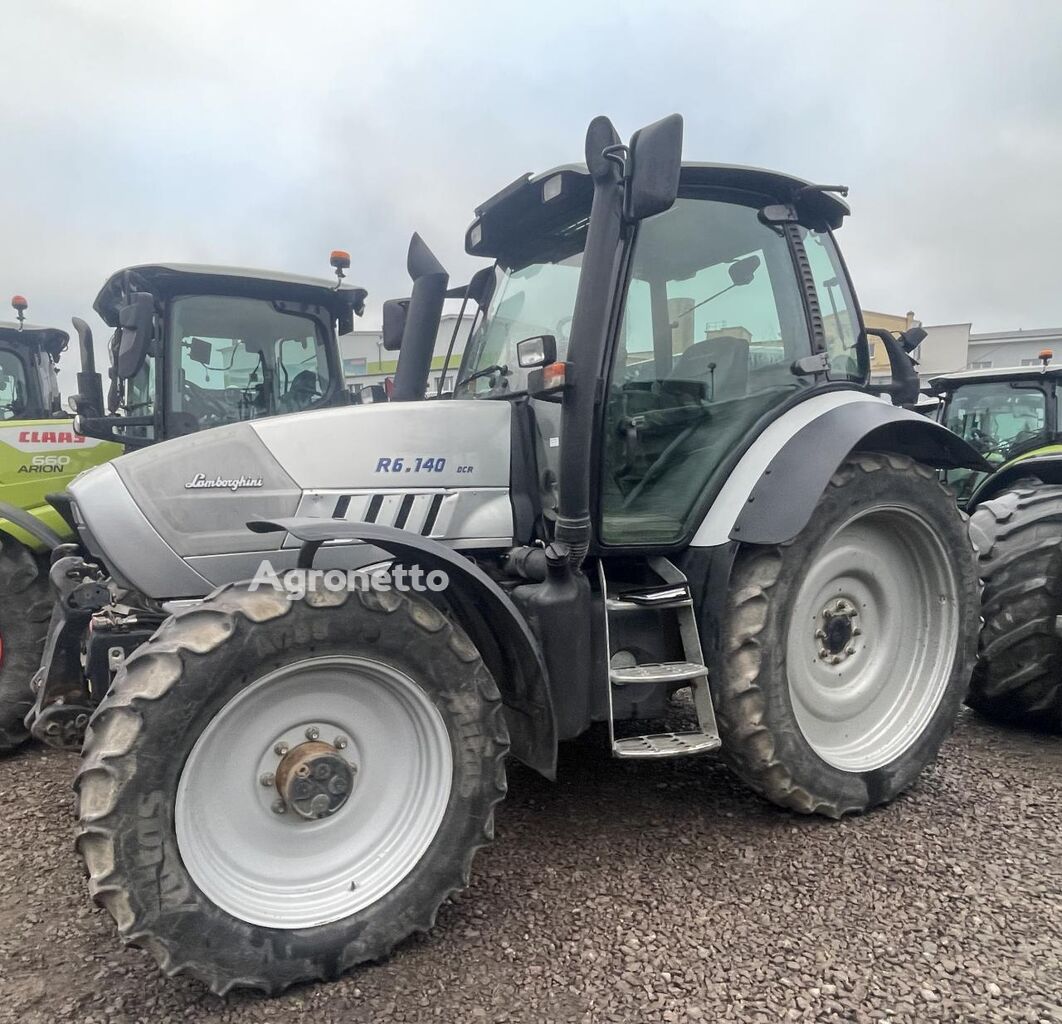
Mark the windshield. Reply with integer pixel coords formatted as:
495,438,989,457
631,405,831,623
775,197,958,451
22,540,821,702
167,295,334,429
0,348,30,420
454,223,586,398
943,381,1047,461
941,380,1049,504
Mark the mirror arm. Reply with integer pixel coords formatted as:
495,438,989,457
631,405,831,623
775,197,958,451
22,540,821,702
864,327,921,406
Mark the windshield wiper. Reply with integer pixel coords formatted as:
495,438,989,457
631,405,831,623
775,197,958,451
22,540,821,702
456,363,510,390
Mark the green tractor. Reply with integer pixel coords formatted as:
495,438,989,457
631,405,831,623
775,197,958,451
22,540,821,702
0,298,122,749
932,352,1062,730
0,259,366,752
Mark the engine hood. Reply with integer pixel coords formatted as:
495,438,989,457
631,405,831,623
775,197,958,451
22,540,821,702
68,400,515,599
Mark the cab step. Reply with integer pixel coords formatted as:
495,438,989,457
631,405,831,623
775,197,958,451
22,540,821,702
598,557,721,761
610,661,707,685
612,731,722,759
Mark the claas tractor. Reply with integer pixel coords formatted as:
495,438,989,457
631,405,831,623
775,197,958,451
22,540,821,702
931,355,1062,730
4,257,366,751
60,114,984,994
0,298,122,750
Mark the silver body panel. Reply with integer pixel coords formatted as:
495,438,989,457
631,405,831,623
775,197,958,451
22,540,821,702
69,401,514,599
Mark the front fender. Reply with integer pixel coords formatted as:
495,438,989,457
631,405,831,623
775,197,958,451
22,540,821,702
248,516,557,779
0,500,66,552
968,452,1062,508
693,393,988,548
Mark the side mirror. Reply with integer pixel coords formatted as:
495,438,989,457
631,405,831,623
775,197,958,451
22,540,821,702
516,334,557,369
729,254,760,287
71,316,105,419
188,337,213,366
899,326,927,354
355,383,387,404
382,298,409,352
115,291,154,379
625,113,683,222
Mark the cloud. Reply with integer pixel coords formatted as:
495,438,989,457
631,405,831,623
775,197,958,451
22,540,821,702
1,0,1060,394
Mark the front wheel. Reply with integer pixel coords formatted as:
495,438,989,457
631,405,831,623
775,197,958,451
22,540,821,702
75,583,508,995
0,537,52,753
715,452,979,817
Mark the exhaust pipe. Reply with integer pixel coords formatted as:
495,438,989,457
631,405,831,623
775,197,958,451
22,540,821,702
391,234,449,402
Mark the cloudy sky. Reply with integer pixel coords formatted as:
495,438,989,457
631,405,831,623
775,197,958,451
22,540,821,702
3,1,1060,390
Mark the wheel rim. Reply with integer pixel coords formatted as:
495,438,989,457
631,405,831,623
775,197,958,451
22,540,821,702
175,656,453,929
785,506,959,772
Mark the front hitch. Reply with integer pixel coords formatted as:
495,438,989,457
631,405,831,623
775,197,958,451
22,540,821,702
24,554,111,749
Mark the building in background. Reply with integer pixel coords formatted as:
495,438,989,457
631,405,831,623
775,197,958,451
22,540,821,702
339,313,476,396
863,309,972,382
965,327,1062,370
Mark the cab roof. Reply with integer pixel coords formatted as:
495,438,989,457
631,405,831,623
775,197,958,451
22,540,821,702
93,263,368,327
929,365,1062,391
466,162,850,260
0,321,69,360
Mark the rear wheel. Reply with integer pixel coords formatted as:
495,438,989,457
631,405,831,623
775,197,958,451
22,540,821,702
75,583,508,995
967,483,1062,732
0,536,52,753
715,452,979,817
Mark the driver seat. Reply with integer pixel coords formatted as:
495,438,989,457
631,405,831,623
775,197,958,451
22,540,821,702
669,335,749,401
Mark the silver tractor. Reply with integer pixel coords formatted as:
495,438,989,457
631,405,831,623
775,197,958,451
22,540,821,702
57,115,982,994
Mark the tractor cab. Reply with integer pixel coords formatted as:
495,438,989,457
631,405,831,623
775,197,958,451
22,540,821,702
456,159,917,546
0,298,66,422
74,258,366,447
930,358,1062,508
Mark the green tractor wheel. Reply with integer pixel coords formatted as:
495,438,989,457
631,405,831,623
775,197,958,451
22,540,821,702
968,482,1062,732
0,536,53,752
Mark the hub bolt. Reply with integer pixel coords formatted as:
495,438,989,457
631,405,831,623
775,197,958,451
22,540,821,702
259,772,275,788
274,742,289,757
271,799,286,815
846,645,856,656
305,726,320,741
334,735,348,750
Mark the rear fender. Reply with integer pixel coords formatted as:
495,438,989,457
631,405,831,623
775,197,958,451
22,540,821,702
691,392,988,548
248,517,557,779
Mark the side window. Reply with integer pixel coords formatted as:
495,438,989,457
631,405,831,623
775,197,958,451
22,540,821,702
601,196,813,546
803,229,864,381
0,350,30,420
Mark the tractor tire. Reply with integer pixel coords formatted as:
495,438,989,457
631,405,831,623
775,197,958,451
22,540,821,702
75,582,508,995
714,452,979,818
967,483,1062,732
0,537,52,753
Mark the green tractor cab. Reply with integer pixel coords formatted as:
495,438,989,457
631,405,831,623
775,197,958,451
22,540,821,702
1,259,366,753
931,358,1062,509
930,354,1062,730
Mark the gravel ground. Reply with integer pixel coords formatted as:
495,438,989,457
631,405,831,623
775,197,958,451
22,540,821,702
0,710,1059,1024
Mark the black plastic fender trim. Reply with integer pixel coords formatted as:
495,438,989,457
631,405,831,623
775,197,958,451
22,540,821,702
0,500,65,550
731,402,989,545
248,516,558,779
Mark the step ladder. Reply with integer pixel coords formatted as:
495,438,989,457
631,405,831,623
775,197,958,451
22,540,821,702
598,558,721,759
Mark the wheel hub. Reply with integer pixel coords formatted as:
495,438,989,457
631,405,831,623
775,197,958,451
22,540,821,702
815,597,861,664
273,740,356,820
